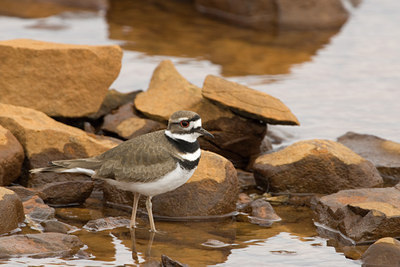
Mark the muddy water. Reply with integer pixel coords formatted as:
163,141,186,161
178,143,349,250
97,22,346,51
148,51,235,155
0,0,399,265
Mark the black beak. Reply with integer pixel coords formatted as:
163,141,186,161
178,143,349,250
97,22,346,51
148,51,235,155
197,127,214,138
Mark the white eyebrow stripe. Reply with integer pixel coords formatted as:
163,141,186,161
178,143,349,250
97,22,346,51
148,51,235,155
179,148,201,161
192,119,202,129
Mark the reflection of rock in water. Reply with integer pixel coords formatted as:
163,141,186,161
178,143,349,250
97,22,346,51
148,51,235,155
0,0,107,18
106,0,344,76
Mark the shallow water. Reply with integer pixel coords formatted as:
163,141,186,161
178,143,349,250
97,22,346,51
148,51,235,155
0,0,398,265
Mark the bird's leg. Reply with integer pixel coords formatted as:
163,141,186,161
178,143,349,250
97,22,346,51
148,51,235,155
130,192,140,229
145,196,156,232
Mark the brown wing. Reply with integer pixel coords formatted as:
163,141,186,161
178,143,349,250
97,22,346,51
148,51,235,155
94,131,177,183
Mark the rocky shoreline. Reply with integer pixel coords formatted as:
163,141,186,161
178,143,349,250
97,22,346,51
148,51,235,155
0,39,399,266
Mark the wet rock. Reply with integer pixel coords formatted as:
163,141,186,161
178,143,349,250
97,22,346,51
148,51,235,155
237,193,252,211
89,89,141,120
0,187,24,234
39,180,94,206
0,233,83,259
102,102,164,139
0,103,118,188
338,132,400,185
249,198,281,226
195,0,348,30
361,237,400,267
134,60,266,167
104,151,239,218
162,254,188,267
0,126,24,186
202,75,299,125
253,139,383,194
42,220,78,234
0,39,122,117
23,195,55,223
83,216,130,231
312,187,400,243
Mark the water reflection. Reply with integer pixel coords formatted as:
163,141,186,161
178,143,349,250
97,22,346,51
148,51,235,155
106,0,343,77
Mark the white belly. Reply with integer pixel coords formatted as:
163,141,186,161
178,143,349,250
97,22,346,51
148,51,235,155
104,163,196,196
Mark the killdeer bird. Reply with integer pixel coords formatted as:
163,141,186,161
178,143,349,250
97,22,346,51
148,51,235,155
30,110,213,232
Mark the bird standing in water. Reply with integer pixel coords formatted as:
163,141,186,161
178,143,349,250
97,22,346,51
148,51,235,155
31,110,213,232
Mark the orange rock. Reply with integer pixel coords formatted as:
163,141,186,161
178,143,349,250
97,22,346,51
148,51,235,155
254,139,383,194
0,39,122,117
202,75,299,125
0,187,24,235
0,126,24,186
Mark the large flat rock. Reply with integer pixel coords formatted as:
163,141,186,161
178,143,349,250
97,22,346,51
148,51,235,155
0,39,122,117
0,233,83,259
253,139,383,194
312,186,400,243
202,75,299,125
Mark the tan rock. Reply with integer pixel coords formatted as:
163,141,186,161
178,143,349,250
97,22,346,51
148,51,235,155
0,233,83,259
134,60,266,167
104,150,239,218
338,132,400,185
253,139,383,194
362,237,400,267
0,187,24,234
249,198,281,226
0,126,24,186
312,187,400,243
39,180,94,206
0,103,118,188
202,75,299,125
0,39,122,117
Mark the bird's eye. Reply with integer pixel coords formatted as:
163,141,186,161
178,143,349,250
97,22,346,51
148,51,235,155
180,120,190,128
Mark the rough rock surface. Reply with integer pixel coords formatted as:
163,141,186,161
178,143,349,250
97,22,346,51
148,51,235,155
0,103,118,188
134,60,266,167
202,75,299,125
0,126,24,186
104,150,239,218
312,186,400,243
253,139,383,194
0,187,24,235
361,237,400,267
0,233,83,259
195,0,349,30
338,132,400,185
102,102,164,139
0,39,122,117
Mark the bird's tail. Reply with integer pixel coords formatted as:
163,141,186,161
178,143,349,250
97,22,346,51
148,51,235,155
30,158,102,177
